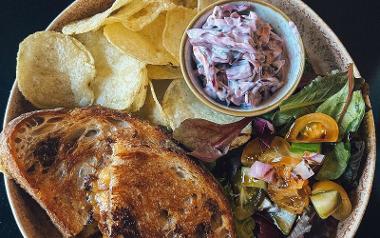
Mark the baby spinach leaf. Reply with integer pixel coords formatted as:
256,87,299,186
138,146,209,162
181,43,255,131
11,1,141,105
341,140,365,189
173,117,275,162
297,59,318,90
316,142,351,180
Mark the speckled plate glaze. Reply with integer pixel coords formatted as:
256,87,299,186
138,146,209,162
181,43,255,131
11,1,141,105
3,0,376,237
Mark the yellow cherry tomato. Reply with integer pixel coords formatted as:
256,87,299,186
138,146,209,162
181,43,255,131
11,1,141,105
241,137,291,166
286,113,339,143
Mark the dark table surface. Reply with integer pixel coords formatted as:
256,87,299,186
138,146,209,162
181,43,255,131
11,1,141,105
0,1,379,237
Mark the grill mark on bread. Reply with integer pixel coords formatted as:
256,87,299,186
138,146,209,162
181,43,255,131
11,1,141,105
87,210,95,225
63,128,85,154
204,198,224,233
204,198,220,215
196,222,212,238
26,163,36,173
25,116,45,128
110,208,140,238
83,174,97,191
33,136,60,168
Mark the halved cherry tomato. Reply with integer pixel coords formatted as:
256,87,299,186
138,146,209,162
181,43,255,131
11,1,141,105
312,180,352,220
241,137,291,166
271,157,304,190
268,180,311,214
271,137,291,156
286,113,339,143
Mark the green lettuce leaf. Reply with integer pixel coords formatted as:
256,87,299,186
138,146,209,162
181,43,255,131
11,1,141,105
272,105,317,127
316,142,351,180
340,91,366,133
316,64,365,136
279,72,347,112
272,72,348,126
316,82,349,121
317,89,365,136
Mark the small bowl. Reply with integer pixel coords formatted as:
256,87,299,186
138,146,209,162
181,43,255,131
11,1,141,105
180,0,305,117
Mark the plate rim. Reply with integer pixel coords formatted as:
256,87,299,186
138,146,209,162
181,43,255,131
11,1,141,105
3,0,376,237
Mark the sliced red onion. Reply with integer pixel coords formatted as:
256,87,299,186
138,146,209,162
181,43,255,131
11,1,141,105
303,152,325,164
293,160,314,180
249,161,275,183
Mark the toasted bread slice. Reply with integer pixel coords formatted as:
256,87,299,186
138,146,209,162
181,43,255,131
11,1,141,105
92,142,234,238
0,106,234,237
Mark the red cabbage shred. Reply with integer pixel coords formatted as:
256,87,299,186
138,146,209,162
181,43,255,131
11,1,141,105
187,4,287,107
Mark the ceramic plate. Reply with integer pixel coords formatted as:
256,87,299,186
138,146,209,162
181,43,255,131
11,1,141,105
3,0,376,237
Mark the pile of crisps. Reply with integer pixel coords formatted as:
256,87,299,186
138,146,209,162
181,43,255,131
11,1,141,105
16,0,252,146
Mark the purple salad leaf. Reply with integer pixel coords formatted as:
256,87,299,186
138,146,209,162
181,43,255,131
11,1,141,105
253,118,275,147
306,217,339,238
338,64,355,123
173,117,253,162
253,118,275,136
254,213,282,238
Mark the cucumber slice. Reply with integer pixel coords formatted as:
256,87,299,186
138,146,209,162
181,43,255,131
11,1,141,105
269,209,297,235
290,143,321,154
310,190,341,219
241,167,267,189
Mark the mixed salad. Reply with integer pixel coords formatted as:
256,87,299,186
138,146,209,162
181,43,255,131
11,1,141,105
173,64,367,237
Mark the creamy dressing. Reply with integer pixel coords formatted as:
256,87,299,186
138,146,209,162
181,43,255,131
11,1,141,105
187,4,287,107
